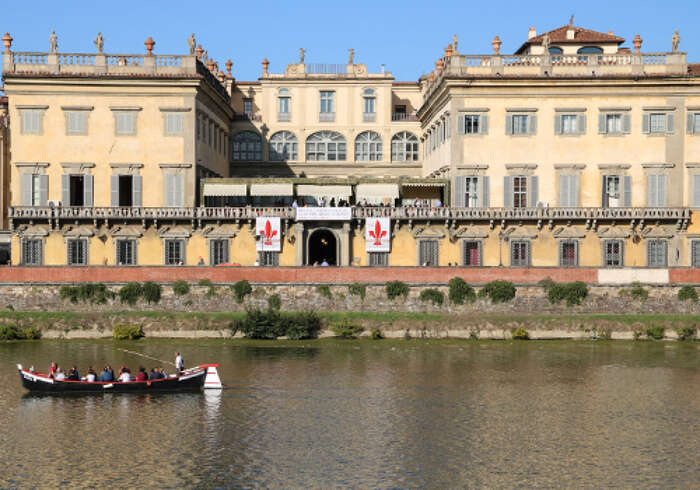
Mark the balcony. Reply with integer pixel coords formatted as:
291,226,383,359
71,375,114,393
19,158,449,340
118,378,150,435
363,112,376,122
319,112,335,122
277,112,291,122
233,113,262,122
392,113,419,122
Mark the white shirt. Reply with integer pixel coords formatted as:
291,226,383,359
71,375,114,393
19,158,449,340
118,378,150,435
119,372,131,382
55,372,66,380
175,355,184,370
86,373,96,382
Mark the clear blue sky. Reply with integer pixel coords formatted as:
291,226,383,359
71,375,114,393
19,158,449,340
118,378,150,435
1,0,698,83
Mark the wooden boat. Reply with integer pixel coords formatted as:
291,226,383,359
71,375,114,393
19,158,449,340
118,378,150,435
17,364,222,393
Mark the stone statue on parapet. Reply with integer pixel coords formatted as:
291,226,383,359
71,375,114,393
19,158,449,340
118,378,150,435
94,32,104,53
453,34,458,54
49,30,57,53
299,48,305,63
187,33,196,55
203,50,208,63
672,30,680,52
542,33,551,53
348,48,354,64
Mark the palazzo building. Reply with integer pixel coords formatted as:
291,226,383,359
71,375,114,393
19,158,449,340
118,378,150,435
2,23,700,268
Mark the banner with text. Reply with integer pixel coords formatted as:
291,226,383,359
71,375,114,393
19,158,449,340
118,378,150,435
296,207,352,221
365,217,391,252
256,217,281,252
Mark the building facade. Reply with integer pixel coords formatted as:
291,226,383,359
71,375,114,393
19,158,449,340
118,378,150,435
3,25,700,269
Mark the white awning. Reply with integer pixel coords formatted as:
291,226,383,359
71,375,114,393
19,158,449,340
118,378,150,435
356,184,400,199
202,183,247,197
296,185,352,198
401,182,446,188
250,183,294,196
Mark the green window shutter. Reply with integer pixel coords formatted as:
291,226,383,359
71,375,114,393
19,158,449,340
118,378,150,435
578,114,586,134
528,114,537,134
623,175,632,206
503,176,512,207
642,113,650,133
39,175,49,206
598,114,606,134
554,114,562,135
457,115,464,135
505,115,512,135
83,175,93,206
132,176,142,206
528,175,539,206
22,174,32,206
453,176,465,207
623,114,631,134
480,115,489,134
482,176,490,207
61,174,70,205
666,113,674,134
110,175,119,207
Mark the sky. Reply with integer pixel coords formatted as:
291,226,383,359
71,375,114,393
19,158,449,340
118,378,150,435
1,0,698,84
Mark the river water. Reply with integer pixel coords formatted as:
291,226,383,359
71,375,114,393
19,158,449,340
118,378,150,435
1,339,699,488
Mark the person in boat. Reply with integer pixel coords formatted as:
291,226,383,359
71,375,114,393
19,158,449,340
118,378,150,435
135,366,148,381
159,367,168,378
49,361,58,378
67,366,80,381
118,366,131,382
86,367,97,382
175,352,184,375
99,365,114,382
54,368,66,380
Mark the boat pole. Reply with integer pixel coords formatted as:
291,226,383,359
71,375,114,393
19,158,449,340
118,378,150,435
116,348,176,367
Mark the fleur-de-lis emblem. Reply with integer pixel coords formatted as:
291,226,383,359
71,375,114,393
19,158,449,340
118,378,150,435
368,220,387,246
259,220,278,246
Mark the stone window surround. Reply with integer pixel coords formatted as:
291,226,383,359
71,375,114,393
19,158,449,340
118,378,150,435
17,105,49,135
109,163,143,176
686,237,700,267
555,164,585,207
645,238,668,268
65,237,89,266
115,238,138,266
416,237,440,266
461,239,483,266
60,162,95,175
687,106,700,135
505,163,537,176
15,162,49,175
207,238,230,265
61,106,94,137
506,108,537,136
601,238,625,268
554,108,587,137
160,106,190,137
21,237,45,266
685,163,700,208
162,237,188,265
557,238,579,267
110,106,142,137
509,239,531,267
642,106,676,136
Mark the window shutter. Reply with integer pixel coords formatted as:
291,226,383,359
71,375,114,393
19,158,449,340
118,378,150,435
132,176,142,206
688,112,695,134
559,174,569,206
457,115,464,135
666,113,674,134
529,176,539,206
693,175,700,207
647,241,653,267
482,176,490,207
39,175,49,206
598,114,606,134
658,175,667,206
623,175,632,206
642,113,650,133
22,174,32,206
83,175,93,206
623,114,631,134
602,176,608,207
528,114,537,134
164,174,173,207
453,176,465,207
110,175,119,207
61,174,70,205
209,241,216,266
503,176,513,207
175,174,184,206
505,115,512,135
554,114,562,135
572,174,580,206
480,115,489,134
648,175,657,206
578,114,586,134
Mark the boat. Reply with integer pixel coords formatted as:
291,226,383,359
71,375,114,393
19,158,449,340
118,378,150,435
17,364,222,393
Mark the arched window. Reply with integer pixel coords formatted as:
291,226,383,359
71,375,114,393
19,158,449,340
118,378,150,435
306,131,346,161
548,46,563,54
577,46,603,54
391,131,419,162
232,131,262,161
269,131,298,161
355,131,382,161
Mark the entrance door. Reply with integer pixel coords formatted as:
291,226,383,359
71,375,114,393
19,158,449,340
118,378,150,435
308,229,337,265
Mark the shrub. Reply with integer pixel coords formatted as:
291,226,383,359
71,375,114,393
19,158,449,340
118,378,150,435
594,328,612,340
478,281,516,303
112,324,144,340
119,282,143,305
284,311,322,340
403,329,412,340
330,318,365,339
172,280,190,296
511,327,529,340
198,279,213,287
621,282,648,301
0,324,41,340
419,288,444,306
231,280,252,304
678,286,698,302
142,282,162,304
548,281,589,306
676,325,696,341
59,285,78,303
59,283,111,304
448,277,475,305
317,285,332,299
538,277,556,292
386,280,409,300
22,325,41,340
370,328,384,340
233,308,321,340
469,330,479,340
348,283,366,300
267,293,281,311
645,325,664,340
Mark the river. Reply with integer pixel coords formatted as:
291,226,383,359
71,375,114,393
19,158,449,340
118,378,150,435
1,339,699,487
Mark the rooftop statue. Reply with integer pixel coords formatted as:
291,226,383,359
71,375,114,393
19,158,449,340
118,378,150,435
49,30,57,53
299,48,305,63
187,33,196,55
453,34,458,53
348,48,354,64
672,30,680,53
541,33,551,52
94,32,104,54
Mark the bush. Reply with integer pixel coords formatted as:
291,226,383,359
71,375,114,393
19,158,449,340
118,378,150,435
330,318,365,339
142,282,162,304
419,288,444,306
370,328,384,340
22,325,41,340
284,311,322,340
231,280,252,304
348,283,366,300
0,324,41,340
645,325,664,340
478,281,516,303
621,282,648,301
448,277,475,305
678,286,698,302
172,280,190,296
317,285,332,299
112,324,144,340
119,282,143,305
548,281,589,306
59,283,111,304
198,279,213,287
234,308,321,340
386,280,409,300
267,293,281,311
511,327,529,340
538,277,556,292
676,325,696,341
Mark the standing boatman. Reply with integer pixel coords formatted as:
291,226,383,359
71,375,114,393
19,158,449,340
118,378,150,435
175,352,184,375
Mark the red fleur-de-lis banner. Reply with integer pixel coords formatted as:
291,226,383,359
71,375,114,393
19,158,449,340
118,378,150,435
256,217,281,251
365,217,390,252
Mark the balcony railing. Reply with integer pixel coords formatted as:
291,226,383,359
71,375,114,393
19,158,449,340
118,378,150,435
233,113,262,122
363,112,376,122
392,113,419,121
277,112,291,122
319,112,335,122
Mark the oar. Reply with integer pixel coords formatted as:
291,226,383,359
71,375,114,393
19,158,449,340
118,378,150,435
116,348,176,367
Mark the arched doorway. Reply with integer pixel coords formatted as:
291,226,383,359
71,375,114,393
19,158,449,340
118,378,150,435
307,229,337,265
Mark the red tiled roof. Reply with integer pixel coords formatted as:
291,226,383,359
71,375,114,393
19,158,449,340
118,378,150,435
516,25,625,53
392,81,420,86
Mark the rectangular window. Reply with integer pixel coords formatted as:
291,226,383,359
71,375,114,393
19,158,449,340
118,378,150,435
368,252,389,266
513,176,527,208
647,240,667,267
559,174,579,207
69,175,85,206
560,240,578,267
512,114,529,134
606,114,622,134
31,175,41,206
649,113,666,133
692,241,700,267
164,239,185,265
115,112,135,135
465,176,479,208
419,240,439,266
22,110,42,134
259,251,279,266
21,239,42,266
363,97,375,121
510,241,530,267
604,240,623,267
320,91,334,113
278,97,290,121
243,99,253,115
647,174,667,207
561,115,578,134
165,113,183,135
66,112,87,135
116,239,136,265
463,241,481,266
603,176,621,208
694,114,700,134
210,239,229,265
67,238,88,265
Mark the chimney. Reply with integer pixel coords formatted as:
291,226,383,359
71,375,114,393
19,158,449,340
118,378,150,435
566,28,575,40
528,27,537,39
608,31,614,35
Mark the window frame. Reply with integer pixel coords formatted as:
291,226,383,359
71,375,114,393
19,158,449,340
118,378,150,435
269,131,299,161
354,131,383,162
209,239,230,266
232,131,263,161
259,251,280,267
319,91,335,121
603,239,624,267
21,109,44,135
362,88,376,122
66,238,88,266
418,239,439,266
21,238,43,266
512,176,528,208
510,240,530,267
511,114,529,135
115,239,137,266
646,239,667,267
164,239,186,265
164,112,184,136
691,240,700,267
559,240,579,267
306,131,347,161
368,252,389,267
462,240,482,266
390,131,419,162
65,111,88,136
114,111,136,136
